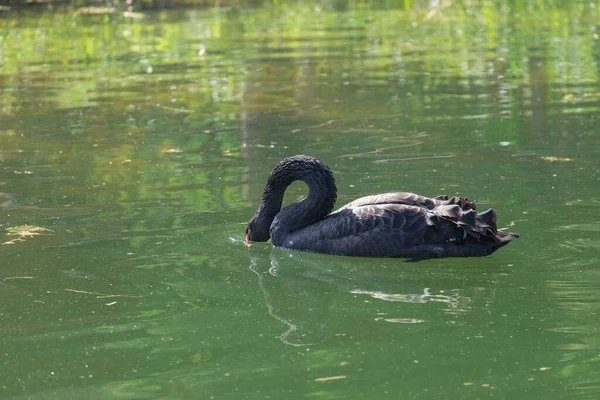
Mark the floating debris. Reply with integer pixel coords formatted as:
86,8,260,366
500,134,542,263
542,156,573,162
374,154,455,163
2,225,53,245
4,276,34,280
314,375,347,382
64,289,142,299
384,318,425,324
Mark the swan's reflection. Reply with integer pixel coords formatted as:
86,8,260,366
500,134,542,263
249,249,474,346
249,253,331,347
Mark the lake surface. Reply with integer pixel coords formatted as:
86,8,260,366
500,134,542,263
1,1,599,399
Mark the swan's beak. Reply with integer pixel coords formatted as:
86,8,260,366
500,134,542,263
245,230,252,246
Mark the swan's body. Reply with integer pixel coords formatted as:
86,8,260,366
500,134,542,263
246,155,518,259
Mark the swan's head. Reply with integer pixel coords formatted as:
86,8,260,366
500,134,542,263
245,215,271,243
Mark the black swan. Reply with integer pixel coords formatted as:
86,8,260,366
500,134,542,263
245,155,519,259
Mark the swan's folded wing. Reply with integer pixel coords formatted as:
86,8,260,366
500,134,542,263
336,192,437,211
323,204,426,237
281,204,431,257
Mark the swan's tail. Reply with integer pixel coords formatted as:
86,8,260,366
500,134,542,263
428,198,519,256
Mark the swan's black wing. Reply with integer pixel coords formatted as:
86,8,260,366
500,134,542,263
281,203,432,257
279,194,518,259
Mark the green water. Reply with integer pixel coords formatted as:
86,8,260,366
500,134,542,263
1,1,599,399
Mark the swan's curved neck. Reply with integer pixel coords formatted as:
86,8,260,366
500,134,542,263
255,157,337,245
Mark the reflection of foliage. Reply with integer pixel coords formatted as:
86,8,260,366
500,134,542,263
1,0,597,176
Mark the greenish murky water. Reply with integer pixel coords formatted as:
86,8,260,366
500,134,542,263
1,1,600,399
